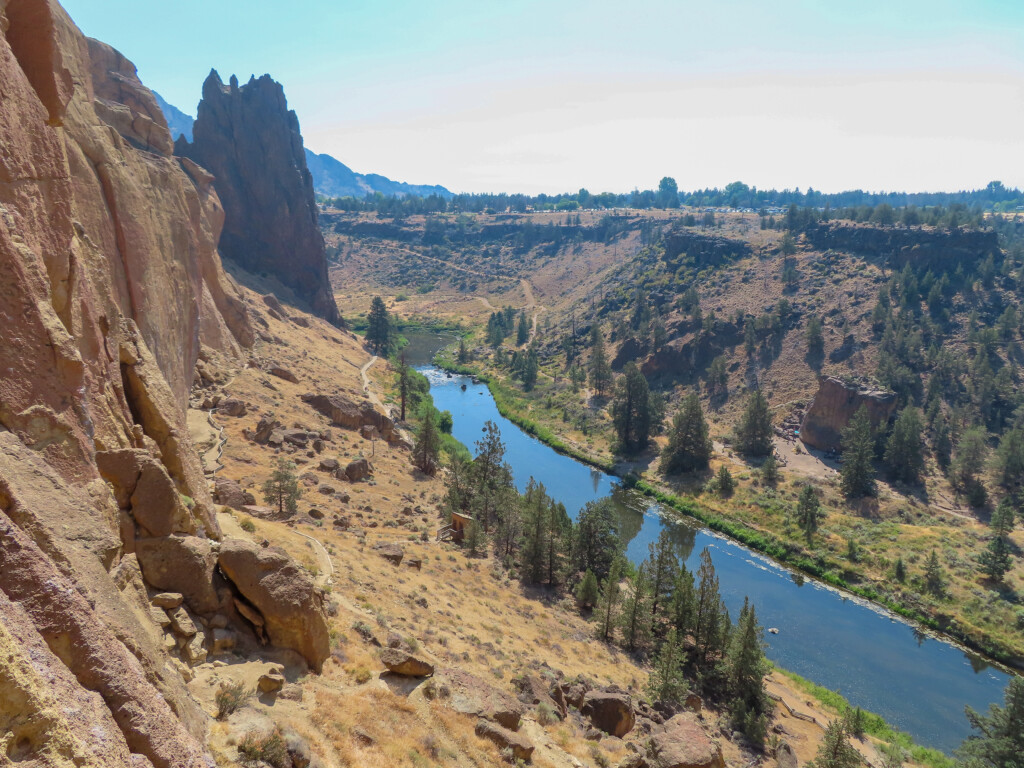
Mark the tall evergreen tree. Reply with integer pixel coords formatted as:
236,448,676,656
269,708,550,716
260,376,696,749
589,325,613,397
693,549,730,670
521,479,553,584
662,393,713,474
924,549,945,595
796,484,823,543
841,405,876,498
612,362,655,454
646,529,680,625
808,720,860,768
471,421,514,531
576,569,600,608
619,565,653,651
670,565,697,639
955,676,1024,768
884,407,924,484
725,598,771,746
573,498,620,581
261,458,301,515
979,535,1012,583
517,313,529,345
366,296,392,354
596,559,623,641
411,409,441,475
734,390,774,457
647,628,688,706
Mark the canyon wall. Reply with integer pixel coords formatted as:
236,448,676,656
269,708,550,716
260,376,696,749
176,71,342,325
0,2,326,765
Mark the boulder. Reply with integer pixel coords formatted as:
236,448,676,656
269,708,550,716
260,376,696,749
474,720,534,762
184,632,207,665
374,542,404,566
270,366,299,384
218,398,247,417
130,461,195,537
439,668,524,730
135,535,221,614
169,607,197,637
258,670,286,693
214,477,252,511
345,458,372,482
647,712,724,768
217,538,330,671
302,393,399,443
775,740,797,768
582,690,636,738
379,648,434,677
318,458,340,472
800,376,897,452
150,592,183,610
514,675,565,719
253,415,281,444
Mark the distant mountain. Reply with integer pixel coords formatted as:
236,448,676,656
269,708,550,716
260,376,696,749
152,91,194,143
154,93,450,200
304,149,452,200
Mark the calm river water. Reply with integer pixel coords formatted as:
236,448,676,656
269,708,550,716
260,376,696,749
415,355,1013,754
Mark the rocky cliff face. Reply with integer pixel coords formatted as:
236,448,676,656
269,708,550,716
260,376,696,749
0,2,325,764
800,376,897,452
803,222,999,270
176,71,342,325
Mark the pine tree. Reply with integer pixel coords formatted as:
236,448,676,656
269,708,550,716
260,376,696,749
366,296,392,354
979,534,1012,582
924,549,944,595
573,498,620,581
521,479,549,584
596,560,623,641
716,465,735,497
589,325,613,397
471,421,514,531
412,410,441,475
841,405,876,498
894,557,906,583
544,500,571,586
465,518,485,558
693,549,730,670
796,484,823,543
953,427,989,507
517,313,529,345
884,407,924,484
457,338,469,363
646,529,679,625
806,316,825,359
735,390,774,457
619,565,653,651
647,628,688,706
725,598,770,746
761,454,779,486
261,458,302,515
808,720,860,768
612,362,655,454
576,569,600,608
661,393,713,474
955,676,1024,768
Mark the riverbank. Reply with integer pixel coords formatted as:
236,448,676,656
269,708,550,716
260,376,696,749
432,354,1024,674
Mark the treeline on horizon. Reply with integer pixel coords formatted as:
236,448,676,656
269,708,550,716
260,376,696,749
321,178,1024,216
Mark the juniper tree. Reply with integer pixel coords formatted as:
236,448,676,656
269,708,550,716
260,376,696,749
806,316,825,359
576,569,600,608
735,390,774,457
924,549,945,595
955,676,1024,768
808,720,860,768
670,565,697,639
612,363,656,454
661,393,713,474
796,484,823,542
573,498,621,582
517,313,529,345
761,454,779,486
841,405,876,498
716,465,735,497
646,529,680,625
261,459,301,516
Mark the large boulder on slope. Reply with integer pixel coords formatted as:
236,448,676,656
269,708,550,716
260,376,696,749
582,690,636,738
135,534,221,615
217,538,330,671
647,712,724,768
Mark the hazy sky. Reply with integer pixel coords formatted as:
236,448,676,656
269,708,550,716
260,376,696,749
62,0,1024,195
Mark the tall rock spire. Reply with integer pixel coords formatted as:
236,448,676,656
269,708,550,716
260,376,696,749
176,70,342,325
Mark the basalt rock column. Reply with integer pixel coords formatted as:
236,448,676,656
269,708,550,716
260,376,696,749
176,71,342,325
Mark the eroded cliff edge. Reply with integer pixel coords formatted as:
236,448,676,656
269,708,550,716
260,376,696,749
0,2,326,765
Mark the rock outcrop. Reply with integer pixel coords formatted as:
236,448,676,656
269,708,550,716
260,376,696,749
176,71,342,325
800,376,897,452
803,222,999,271
581,690,636,737
217,538,330,671
302,392,399,443
0,1,327,764
646,712,724,768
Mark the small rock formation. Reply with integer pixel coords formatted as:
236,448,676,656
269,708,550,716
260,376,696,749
645,712,724,768
374,542,404,566
345,458,373,482
474,720,535,762
513,674,565,719
217,539,330,671
302,393,399,443
582,690,636,737
258,668,286,693
379,648,434,677
439,668,524,730
800,376,897,452
213,477,255,510
176,71,342,325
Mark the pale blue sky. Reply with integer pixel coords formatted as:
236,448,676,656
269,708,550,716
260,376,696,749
62,1,1024,194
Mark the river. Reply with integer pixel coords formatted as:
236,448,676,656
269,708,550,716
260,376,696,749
416,361,1013,755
